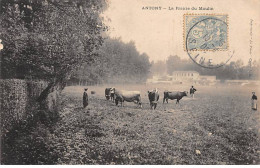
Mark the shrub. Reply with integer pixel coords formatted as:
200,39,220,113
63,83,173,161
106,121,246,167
0,79,48,134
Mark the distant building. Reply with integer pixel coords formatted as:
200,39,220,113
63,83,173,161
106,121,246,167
146,71,217,85
171,71,216,85
172,71,200,81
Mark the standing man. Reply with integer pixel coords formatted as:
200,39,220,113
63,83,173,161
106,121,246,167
83,88,88,108
252,92,257,110
190,86,197,99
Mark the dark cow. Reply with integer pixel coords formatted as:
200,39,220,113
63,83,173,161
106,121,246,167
148,88,159,109
104,87,115,102
163,91,187,104
105,88,111,100
112,88,142,108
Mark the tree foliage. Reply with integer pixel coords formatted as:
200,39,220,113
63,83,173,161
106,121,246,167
1,0,107,102
69,38,151,85
150,60,167,76
1,0,107,79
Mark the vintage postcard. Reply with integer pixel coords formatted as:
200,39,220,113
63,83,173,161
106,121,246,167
0,0,260,165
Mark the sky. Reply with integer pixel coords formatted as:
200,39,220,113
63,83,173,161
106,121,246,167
103,0,260,64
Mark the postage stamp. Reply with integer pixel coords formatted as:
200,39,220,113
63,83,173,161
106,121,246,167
184,14,228,51
183,14,232,69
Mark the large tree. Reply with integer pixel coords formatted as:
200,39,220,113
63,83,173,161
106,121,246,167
0,0,107,103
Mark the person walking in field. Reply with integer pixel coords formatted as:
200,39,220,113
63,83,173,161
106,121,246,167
190,86,197,99
251,92,257,110
83,88,88,108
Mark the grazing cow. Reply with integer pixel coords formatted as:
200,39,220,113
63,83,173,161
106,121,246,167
112,88,142,108
105,88,115,101
163,91,187,104
148,88,159,109
105,88,111,100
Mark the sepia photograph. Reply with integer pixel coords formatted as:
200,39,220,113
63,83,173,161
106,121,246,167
0,0,259,165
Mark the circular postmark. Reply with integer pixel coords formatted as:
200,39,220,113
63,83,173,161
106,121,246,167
186,17,234,68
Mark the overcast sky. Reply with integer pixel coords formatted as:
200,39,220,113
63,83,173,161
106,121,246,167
103,0,260,63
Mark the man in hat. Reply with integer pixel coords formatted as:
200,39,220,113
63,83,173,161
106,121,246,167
251,92,257,110
190,86,197,99
83,88,88,108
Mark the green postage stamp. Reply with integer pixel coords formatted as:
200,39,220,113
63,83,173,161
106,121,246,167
184,14,228,51
184,14,232,68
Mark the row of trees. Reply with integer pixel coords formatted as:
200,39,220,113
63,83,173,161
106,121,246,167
1,0,151,88
1,0,107,102
69,38,151,85
151,55,260,80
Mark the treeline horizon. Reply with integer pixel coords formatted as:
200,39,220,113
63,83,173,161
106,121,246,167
68,37,151,85
69,51,260,86
151,55,260,80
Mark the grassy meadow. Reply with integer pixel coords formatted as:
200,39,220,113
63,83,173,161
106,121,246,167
44,83,259,164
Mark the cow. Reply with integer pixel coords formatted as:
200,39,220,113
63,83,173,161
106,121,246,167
105,88,111,100
112,88,142,108
163,91,187,104
105,88,115,102
148,88,159,109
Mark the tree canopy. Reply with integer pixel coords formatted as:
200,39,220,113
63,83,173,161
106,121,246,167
69,38,151,85
1,0,107,80
1,0,108,101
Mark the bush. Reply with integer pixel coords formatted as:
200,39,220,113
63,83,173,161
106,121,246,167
0,79,48,134
1,79,28,133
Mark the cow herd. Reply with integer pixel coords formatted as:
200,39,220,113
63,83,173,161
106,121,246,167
105,87,189,109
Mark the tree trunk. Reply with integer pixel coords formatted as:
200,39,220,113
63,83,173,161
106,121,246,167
37,76,66,109
37,81,56,105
